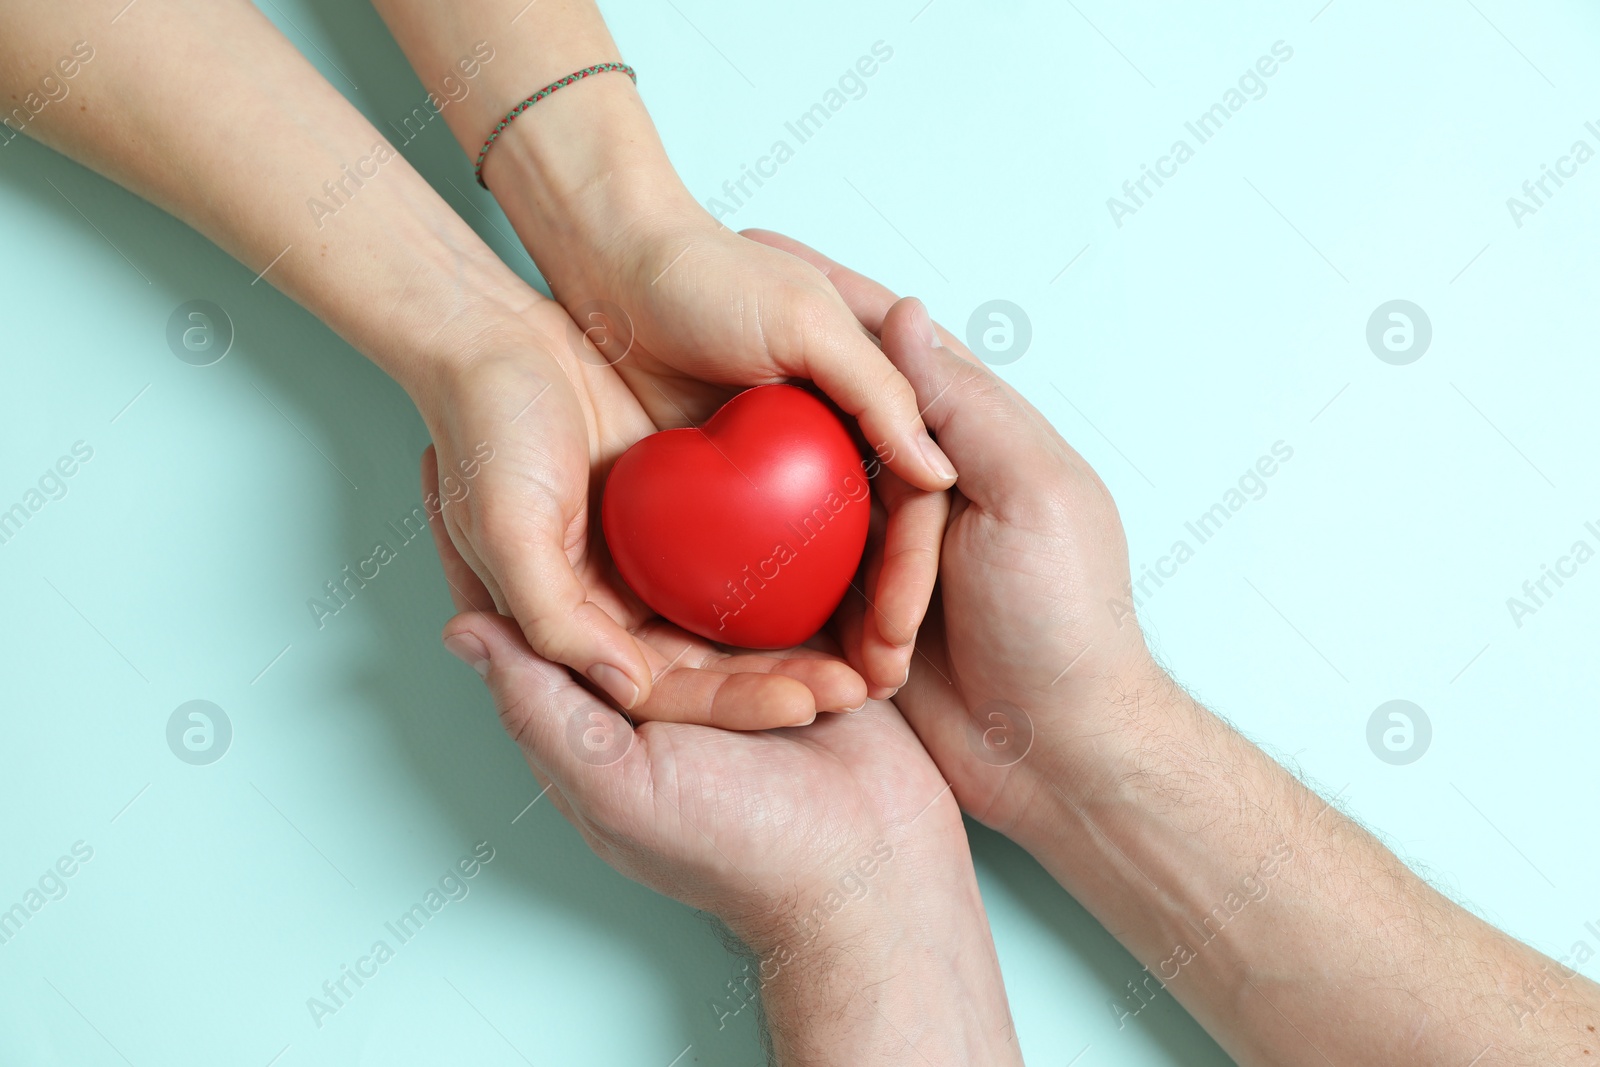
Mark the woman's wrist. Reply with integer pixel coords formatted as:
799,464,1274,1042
304,181,555,409
479,74,708,294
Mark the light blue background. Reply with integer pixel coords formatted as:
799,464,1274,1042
2,1,1597,1063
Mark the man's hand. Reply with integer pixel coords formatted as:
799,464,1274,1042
744,231,1161,836
756,231,1600,1067
431,569,1022,1065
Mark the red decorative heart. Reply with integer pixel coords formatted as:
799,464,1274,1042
602,385,871,650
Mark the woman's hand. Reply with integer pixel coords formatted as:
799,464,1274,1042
0,0,863,726
418,300,868,726
589,217,956,699
465,74,952,696
354,0,950,697
483,77,957,487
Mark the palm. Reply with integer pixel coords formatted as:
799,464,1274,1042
550,237,946,696
498,664,955,923
898,499,1104,833
420,310,649,622
423,303,865,725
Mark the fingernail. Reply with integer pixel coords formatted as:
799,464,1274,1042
844,701,866,713
918,434,957,482
913,299,937,349
589,663,641,710
900,664,911,688
443,632,489,677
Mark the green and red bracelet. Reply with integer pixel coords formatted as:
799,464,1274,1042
473,62,637,189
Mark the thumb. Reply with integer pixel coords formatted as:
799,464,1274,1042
442,613,639,785
878,297,1071,513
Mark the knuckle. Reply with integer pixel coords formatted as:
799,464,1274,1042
520,612,578,661
874,359,916,406
493,679,554,750
889,540,940,576
787,290,839,343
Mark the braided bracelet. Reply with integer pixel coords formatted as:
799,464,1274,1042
473,62,637,188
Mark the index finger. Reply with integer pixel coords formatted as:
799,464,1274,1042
741,228,973,360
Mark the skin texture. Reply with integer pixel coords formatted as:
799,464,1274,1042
750,230,1600,1067
0,0,914,727
367,0,952,697
14,2,1593,1060
433,532,1024,1065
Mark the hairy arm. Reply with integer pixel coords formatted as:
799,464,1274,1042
757,233,1600,1066
736,839,1023,1066
1015,671,1598,1065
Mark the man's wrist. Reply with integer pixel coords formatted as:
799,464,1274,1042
1003,667,1318,981
721,833,1022,1066
1003,659,1203,858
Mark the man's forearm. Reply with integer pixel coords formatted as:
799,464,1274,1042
3,0,539,395
1015,671,1599,1065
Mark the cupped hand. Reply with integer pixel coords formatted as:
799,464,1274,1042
521,203,952,694
413,299,867,726
552,212,957,488
746,232,1166,836
427,535,965,945
477,78,951,696
435,599,1026,1065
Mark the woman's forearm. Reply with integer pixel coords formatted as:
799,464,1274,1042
366,0,697,292
367,0,625,158
2,0,541,395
